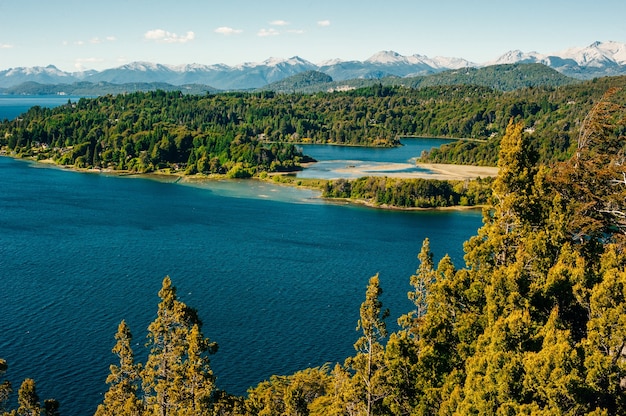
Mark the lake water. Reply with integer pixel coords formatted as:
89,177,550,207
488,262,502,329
0,97,483,416
0,95,85,121
298,139,454,179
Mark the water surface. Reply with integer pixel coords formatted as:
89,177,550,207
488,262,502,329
0,157,482,415
298,138,454,179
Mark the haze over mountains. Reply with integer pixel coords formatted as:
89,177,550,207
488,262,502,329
1,41,625,91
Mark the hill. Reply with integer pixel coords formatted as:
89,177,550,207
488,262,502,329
1,63,578,96
262,63,577,93
0,81,219,96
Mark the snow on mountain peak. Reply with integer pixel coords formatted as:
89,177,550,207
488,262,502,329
487,50,545,66
263,56,313,67
2,40,626,89
5,64,69,77
121,61,168,72
366,50,404,64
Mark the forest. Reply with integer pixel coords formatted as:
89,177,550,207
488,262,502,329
2,76,626,177
2,87,626,415
321,176,494,208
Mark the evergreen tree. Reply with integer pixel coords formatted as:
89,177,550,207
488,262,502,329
16,379,40,416
181,324,217,415
142,276,217,416
0,359,11,414
345,274,389,416
398,238,436,332
95,320,144,416
583,245,626,413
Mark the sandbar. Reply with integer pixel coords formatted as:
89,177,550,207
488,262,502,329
334,162,498,180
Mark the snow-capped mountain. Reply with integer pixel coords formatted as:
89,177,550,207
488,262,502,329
488,41,626,78
0,64,80,86
1,41,625,90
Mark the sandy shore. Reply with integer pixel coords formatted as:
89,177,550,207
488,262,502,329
334,162,498,180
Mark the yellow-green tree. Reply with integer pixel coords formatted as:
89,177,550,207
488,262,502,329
583,245,626,413
344,274,389,416
95,320,144,416
0,359,11,414
16,379,40,416
142,276,217,416
244,366,332,416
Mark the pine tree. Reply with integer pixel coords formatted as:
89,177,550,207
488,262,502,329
142,276,217,416
95,320,144,416
345,274,389,416
16,379,40,416
181,324,217,415
0,359,12,414
398,238,436,333
583,245,626,413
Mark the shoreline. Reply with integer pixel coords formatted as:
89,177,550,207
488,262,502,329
322,196,488,212
2,153,495,211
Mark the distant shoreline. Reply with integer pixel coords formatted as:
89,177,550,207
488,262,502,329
1,153,497,211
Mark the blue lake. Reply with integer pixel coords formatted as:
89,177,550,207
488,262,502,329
297,139,454,179
0,95,86,121
0,97,483,416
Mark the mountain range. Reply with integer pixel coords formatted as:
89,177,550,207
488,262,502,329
1,41,625,92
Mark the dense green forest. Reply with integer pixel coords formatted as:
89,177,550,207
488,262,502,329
3,90,626,415
267,63,577,94
322,176,494,208
2,76,626,178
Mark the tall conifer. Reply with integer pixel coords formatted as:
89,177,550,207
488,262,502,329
95,320,143,416
345,274,389,416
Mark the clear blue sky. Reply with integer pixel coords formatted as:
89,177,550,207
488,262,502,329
1,0,625,71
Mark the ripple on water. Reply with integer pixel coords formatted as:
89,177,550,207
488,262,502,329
0,156,481,416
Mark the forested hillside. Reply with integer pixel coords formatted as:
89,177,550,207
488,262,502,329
2,76,626,176
272,63,577,94
422,76,626,165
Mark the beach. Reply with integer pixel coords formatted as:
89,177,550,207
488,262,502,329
334,162,499,180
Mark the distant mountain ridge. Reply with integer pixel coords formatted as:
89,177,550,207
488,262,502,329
1,41,624,91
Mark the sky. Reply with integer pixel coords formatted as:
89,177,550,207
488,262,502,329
1,0,625,72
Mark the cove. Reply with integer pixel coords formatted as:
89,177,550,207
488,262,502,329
0,156,483,416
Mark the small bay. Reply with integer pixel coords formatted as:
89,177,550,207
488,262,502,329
297,138,454,178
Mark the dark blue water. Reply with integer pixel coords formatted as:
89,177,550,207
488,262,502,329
0,97,482,415
0,157,482,415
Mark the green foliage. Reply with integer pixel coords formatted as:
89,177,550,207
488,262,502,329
95,276,218,416
4,77,626,174
261,71,334,93
0,91,311,174
95,320,143,416
345,274,390,416
261,63,576,94
422,76,626,165
322,176,494,208
244,366,332,416
0,361,56,416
